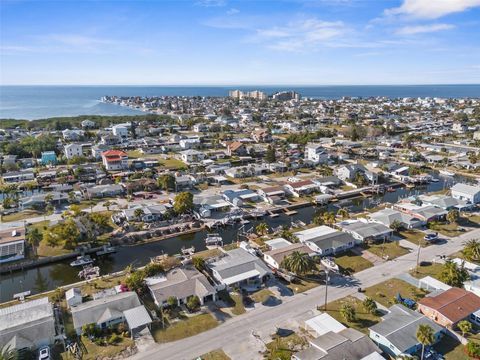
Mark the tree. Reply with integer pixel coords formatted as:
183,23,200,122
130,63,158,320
82,323,99,338
157,174,176,191
279,228,299,243
281,251,316,275
167,296,178,308
192,256,206,272
340,304,356,322
125,270,146,293
458,320,472,337
255,222,269,236
0,346,18,360
353,171,368,186
416,324,434,360
390,220,403,232
337,208,349,220
173,192,194,214
265,145,276,163
134,208,145,221
463,239,480,262
439,260,469,287
26,228,42,256
322,211,336,225
362,297,378,315
186,295,201,312
447,209,460,224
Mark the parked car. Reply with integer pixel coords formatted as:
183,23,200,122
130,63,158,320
38,346,50,360
424,232,439,243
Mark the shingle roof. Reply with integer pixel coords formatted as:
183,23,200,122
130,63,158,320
123,306,152,330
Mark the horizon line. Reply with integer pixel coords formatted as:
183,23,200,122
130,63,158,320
2,83,480,87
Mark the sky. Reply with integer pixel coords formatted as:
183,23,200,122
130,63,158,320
1,0,480,85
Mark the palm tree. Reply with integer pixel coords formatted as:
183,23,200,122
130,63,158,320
390,220,403,232
447,209,460,224
134,208,144,221
416,324,434,360
458,320,472,337
463,239,480,262
26,228,42,256
322,211,336,225
255,222,269,236
337,208,349,220
362,297,378,315
0,345,18,360
281,251,316,275
340,304,356,322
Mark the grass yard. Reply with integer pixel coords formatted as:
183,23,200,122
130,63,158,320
197,349,231,360
335,251,373,274
126,150,143,159
2,209,44,222
229,293,246,315
399,230,430,247
364,241,410,260
429,222,464,237
194,248,222,260
434,335,469,360
151,313,218,343
264,333,308,360
287,276,321,294
37,240,71,257
410,262,444,280
320,296,382,334
70,336,134,360
364,279,428,308
159,157,186,169
251,288,274,303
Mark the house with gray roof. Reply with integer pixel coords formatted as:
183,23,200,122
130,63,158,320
71,291,142,335
451,183,480,204
337,220,393,243
0,297,59,353
419,194,472,211
293,328,381,360
295,226,356,256
368,208,423,229
208,248,272,290
147,266,217,307
369,305,443,357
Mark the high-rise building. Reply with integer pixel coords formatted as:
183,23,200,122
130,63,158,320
272,91,301,101
229,90,268,100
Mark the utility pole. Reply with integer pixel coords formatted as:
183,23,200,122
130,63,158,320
324,269,329,311
416,240,422,273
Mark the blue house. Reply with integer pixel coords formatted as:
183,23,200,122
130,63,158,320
40,151,57,165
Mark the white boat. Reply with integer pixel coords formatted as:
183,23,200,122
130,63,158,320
78,265,100,279
430,178,440,182
70,255,93,267
321,257,339,272
181,246,195,256
439,170,455,177
205,233,223,249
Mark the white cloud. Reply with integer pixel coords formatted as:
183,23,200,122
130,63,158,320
385,0,480,19
254,18,348,52
226,8,239,15
396,23,455,35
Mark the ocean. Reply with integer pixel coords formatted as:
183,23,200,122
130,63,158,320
1,84,479,120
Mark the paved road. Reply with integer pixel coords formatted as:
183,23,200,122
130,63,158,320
132,228,480,360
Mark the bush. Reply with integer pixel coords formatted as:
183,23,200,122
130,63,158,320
466,341,480,358
144,262,164,277
186,295,201,312
107,334,122,345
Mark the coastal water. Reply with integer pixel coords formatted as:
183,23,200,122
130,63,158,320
0,174,466,302
1,85,480,120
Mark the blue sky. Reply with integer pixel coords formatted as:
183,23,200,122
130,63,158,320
1,0,480,85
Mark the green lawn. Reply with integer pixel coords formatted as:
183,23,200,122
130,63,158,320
287,275,321,294
320,296,382,334
151,313,218,343
194,248,222,260
2,209,44,222
251,289,274,303
37,240,72,257
264,333,308,360
410,262,444,280
126,150,143,159
159,157,186,169
399,230,430,247
70,336,134,360
434,335,469,360
335,251,373,275
364,279,428,308
196,349,231,360
229,293,246,315
429,222,464,237
363,241,410,260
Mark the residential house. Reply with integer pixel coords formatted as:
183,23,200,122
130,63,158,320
179,149,205,164
251,129,272,143
71,291,142,335
65,288,83,309
295,226,356,256
337,220,393,243
101,150,128,171
305,144,329,165
418,194,472,211
394,202,447,223
2,170,35,183
369,305,443,357
451,183,480,204
84,184,124,199
62,129,84,141
40,151,57,165
0,298,59,354
111,124,129,139
121,203,172,222
179,138,201,150
224,164,269,178
368,208,423,229
226,141,247,156
64,143,83,160
208,248,272,290
418,287,480,328
335,164,378,185
81,119,96,129
147,266,217,307
263,243,315,270
293,328,382,360
21,192,69,209
0,227,25,264
257,185,286,204
193,194,231,217
222,189,259,207
284,180,319,197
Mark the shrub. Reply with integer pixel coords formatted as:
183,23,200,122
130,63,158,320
186,295,201,312
466,341,480,358
107,334,122,345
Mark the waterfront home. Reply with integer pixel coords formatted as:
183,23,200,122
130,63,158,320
257,185,286,204
418,194,472,211
222,189,259,206
208,248,272,290
84,184,124,199
393,202,447,223
451,183,480,204
337,220,393,243
284,180,319,197
417,287,480,328
224,164,268,178
305,143,329,165
71,291,142,335
101,150,128,171
264,237,292,250
368,208,423,229
21,192,69,209
64,143,83,160
263,243,315,270
1,170,35,183
120,203,172,222
294,226,356,256
179,149,205,164
335,164,378,185
0,227,25,264
0,297,60,354
147,266,217,308
65,288,83,308
40,151,57,166
293,328,382,360
194,194,231,217
369,305,442,357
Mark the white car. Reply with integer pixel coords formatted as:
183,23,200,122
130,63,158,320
38,346,50,360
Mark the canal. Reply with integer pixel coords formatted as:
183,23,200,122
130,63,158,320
0,174,470,302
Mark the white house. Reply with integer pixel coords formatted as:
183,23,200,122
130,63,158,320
179,149,205,164
64,143,83,159
305,143,328,164
65,288,83,308
112,124,129,139
451,183,480,204
101,150,128,171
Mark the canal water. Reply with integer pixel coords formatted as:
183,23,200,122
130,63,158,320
0,174,471,302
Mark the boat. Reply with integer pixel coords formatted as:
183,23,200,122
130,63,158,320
321,257,339,272
439,170,455,177
291,220,306,228
387,187,395,192
430,178,440,183
205,233,223,249
181,246,195,256
96,244,116,256
78,265,100,279
70,255,93,267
